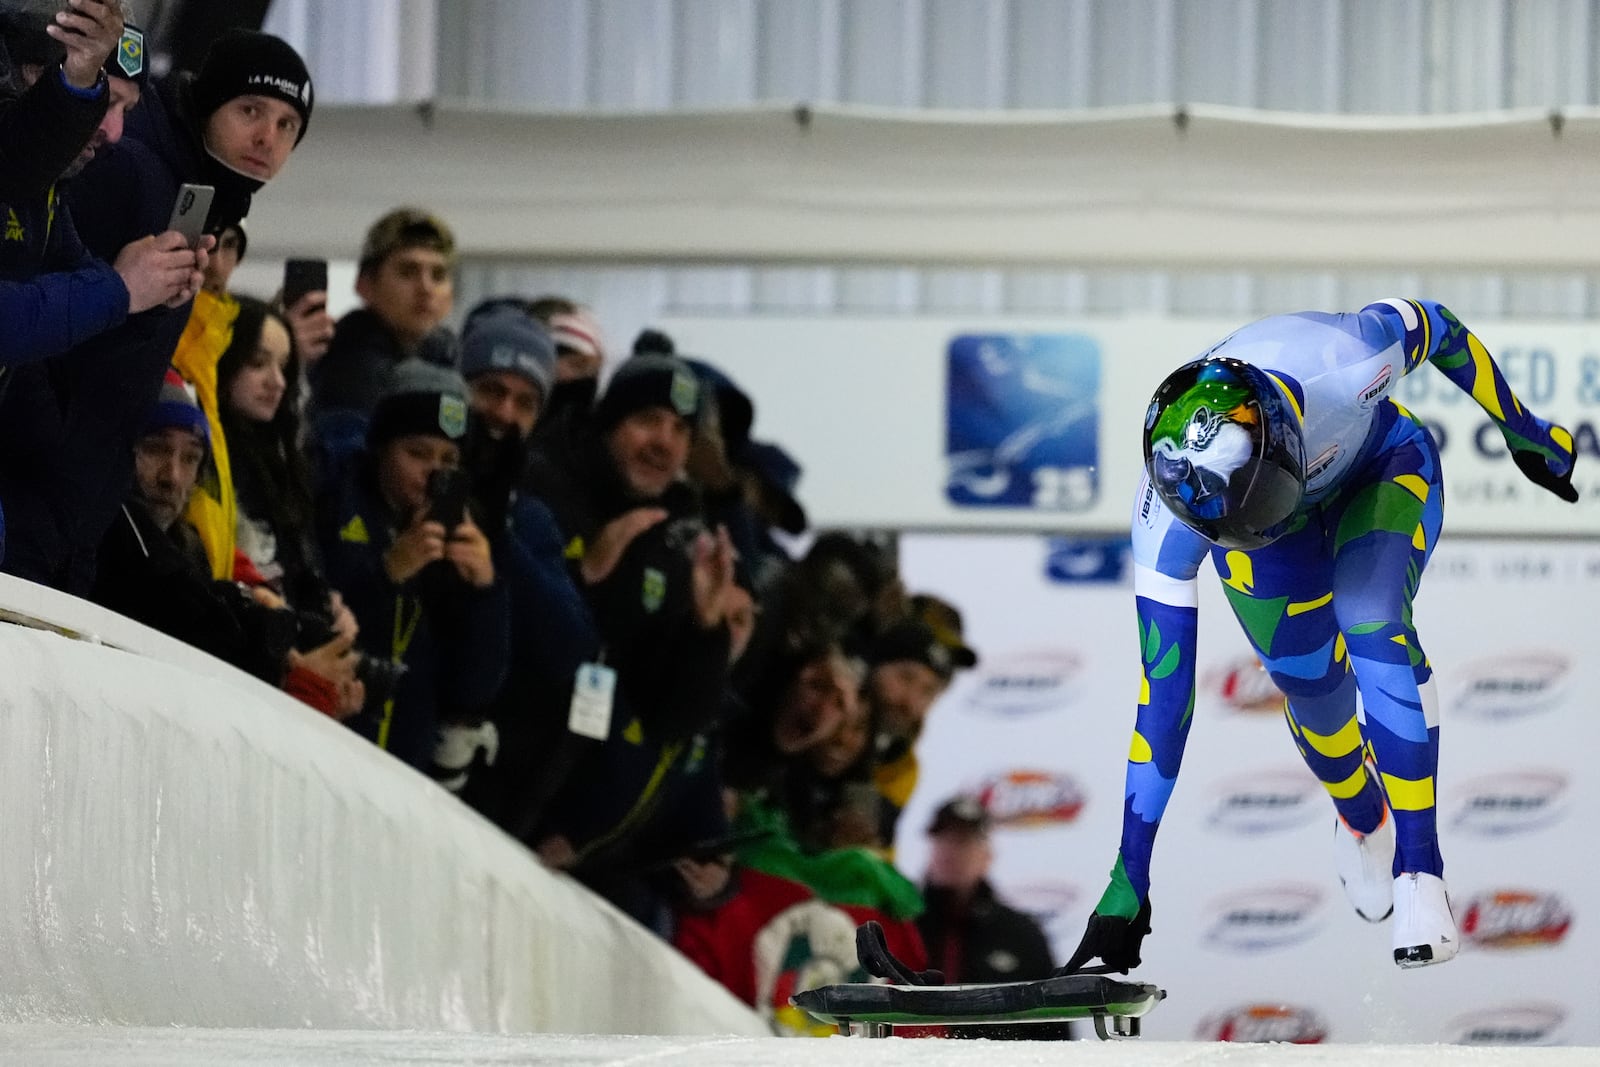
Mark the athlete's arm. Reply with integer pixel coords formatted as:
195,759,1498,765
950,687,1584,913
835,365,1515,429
1364,299,1578,500
1096,482,1209,920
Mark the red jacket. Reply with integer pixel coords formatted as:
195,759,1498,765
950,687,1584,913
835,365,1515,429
675,868,927,1035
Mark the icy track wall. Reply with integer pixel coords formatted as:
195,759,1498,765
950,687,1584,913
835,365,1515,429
0,574,765,1036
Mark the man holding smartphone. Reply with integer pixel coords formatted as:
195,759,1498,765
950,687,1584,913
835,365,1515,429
0,6,209,563
0,27,314,593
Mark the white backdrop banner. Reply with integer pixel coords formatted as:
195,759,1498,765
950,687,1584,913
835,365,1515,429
894,533,1598,1047
663,314,1600,536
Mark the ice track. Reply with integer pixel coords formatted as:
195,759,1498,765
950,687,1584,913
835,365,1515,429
2,1027,1596,1067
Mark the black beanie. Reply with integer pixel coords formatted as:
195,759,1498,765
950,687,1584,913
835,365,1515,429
192,30,314,144
594,354,702,432
368,359,470,450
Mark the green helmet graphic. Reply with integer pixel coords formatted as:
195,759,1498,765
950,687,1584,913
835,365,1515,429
1144,357,1306,549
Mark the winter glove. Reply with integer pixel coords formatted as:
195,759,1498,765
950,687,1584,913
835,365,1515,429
431,720,500,793
1058,897,1152,975
1512,447,1579,503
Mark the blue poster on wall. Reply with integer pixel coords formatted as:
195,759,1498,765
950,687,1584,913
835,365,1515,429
945,333,1101,509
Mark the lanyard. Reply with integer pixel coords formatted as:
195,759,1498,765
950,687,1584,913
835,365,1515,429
374,593,423,751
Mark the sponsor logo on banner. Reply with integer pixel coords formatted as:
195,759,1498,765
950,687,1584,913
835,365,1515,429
945,333,1101,510
1451,652,1570,720
976,770,1085,828
1459,890,1573,949
1195,1004,1328,1043
1204,884,1325,952
1045,537,1130,583
1207,769,1323,834
1448,1004,1567,1046
964,649,1083,717
1450,771,1569,837
1205,656,1286,714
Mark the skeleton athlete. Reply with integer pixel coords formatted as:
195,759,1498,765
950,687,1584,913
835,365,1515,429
1065,299,1579,973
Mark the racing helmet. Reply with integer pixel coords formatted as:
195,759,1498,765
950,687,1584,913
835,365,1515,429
1143,356,1306,550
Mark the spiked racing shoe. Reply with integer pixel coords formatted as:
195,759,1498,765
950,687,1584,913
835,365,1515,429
1392,872,1459,968
1334,809,1395,922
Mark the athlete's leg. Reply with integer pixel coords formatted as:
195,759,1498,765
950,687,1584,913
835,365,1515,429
1211,526,1386,836
1325,407,1445,879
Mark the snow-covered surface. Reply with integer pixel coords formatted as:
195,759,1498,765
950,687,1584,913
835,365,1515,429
0,575,762,1037
2,1027,1597,1066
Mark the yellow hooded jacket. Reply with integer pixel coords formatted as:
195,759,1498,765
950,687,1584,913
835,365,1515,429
172,287,241,580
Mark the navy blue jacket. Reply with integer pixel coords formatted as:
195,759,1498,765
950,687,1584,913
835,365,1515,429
0,74,261,592
317,462,511,772
459,492,603,839
0,71,127,561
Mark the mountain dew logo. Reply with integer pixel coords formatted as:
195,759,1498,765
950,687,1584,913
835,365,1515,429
1147,375,1259,521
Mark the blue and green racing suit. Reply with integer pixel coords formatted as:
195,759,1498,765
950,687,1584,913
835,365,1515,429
1095,298,1578,923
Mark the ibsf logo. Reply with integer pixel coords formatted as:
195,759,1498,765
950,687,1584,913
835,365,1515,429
965,649,1083,717
1207,769,1323,835
976,770,1085,828
1196,1004,1328,1043
1459,890,1572,949
1449,771,1569,837
1450,652,1570,720
1204,884,1325,952
1205,656,1285,714
1357,363,1394,409
1449,1004,1566,1046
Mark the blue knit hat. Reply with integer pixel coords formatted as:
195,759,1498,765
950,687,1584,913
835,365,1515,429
143,368,209,447
459,308,556,401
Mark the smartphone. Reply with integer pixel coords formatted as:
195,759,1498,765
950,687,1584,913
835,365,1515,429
282,257,329,310
425,468,472,529
165,183,214,250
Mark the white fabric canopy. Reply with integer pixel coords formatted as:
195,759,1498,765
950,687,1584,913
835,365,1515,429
247,101,1600,269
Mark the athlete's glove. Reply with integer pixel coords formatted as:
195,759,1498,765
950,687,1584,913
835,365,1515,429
1512,447,1579,503
1058,897,1152,975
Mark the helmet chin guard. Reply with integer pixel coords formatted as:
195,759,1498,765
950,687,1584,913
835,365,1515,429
1144,356,1306,550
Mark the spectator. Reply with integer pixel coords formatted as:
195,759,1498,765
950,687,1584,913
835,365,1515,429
0,9,203,560
0,7,199,362
867,610,978,845
316,358,510,771
443,307,603,837
526,295,607,448
524,355,740,892
4,27,311,594
201,220,245,295
92,369,361,717
217,295,324,610
733,439,808,595
917,795,1070,1040
721,640,871,851
306,207,458,471
523,354,735,737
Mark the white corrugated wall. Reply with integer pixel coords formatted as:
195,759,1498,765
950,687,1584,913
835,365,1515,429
257,0,1600,329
